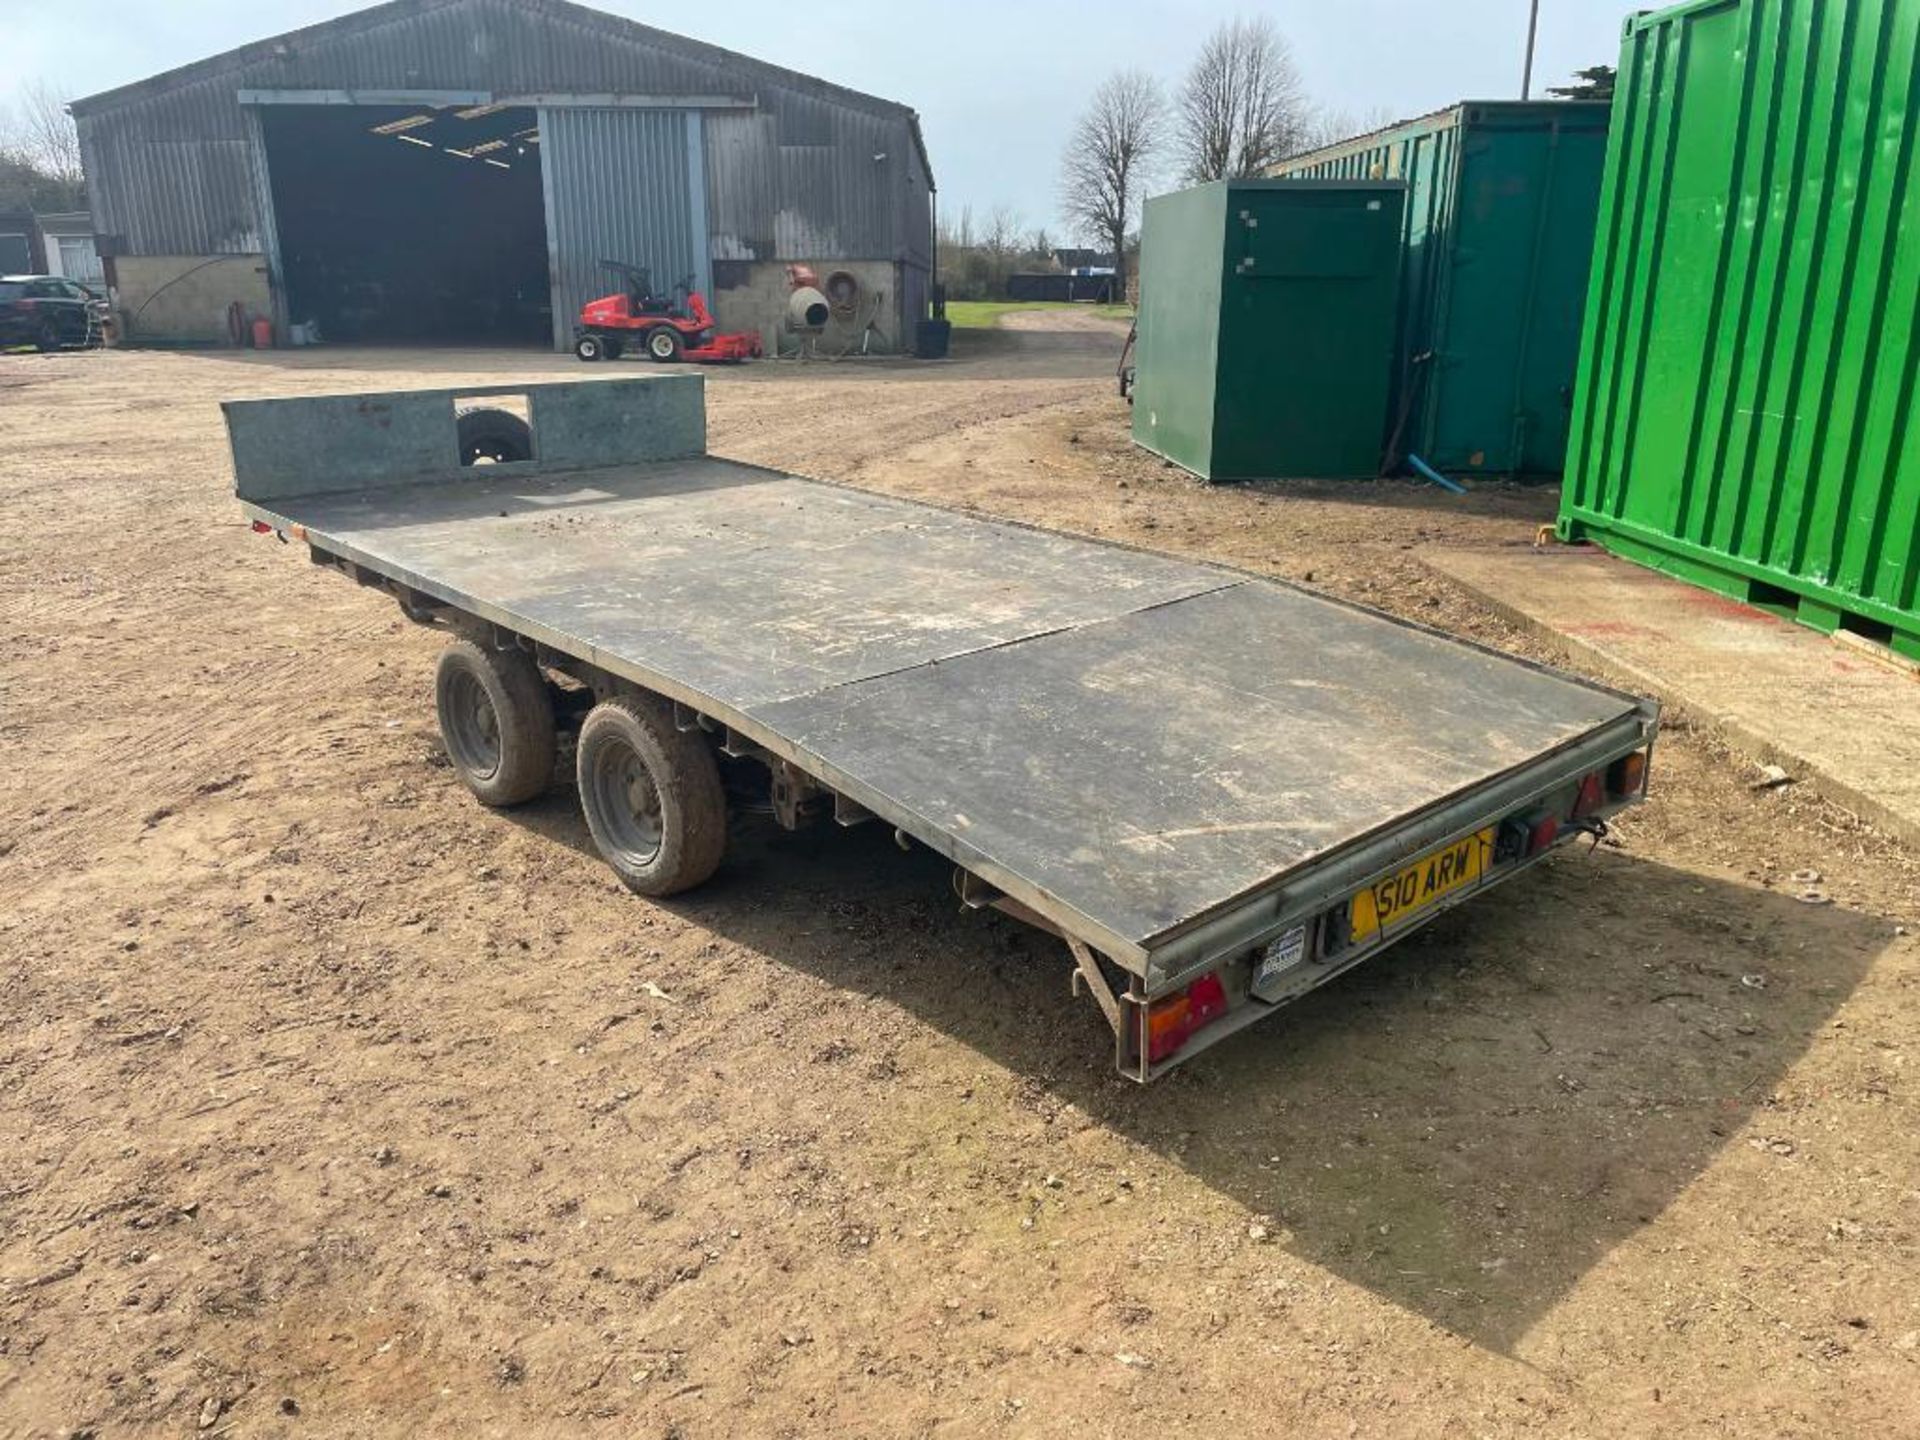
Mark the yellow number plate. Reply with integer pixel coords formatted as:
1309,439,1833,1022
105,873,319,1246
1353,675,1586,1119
1349,828,1495,944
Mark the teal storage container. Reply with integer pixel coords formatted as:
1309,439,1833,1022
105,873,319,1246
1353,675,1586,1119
1561,0,1920,661
1131,179,1405,482
1271,101,1611,477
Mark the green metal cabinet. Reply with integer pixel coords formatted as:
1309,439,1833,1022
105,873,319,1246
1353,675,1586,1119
1131,179,1404,482
1561,0,1920,661
1271,101,1611,478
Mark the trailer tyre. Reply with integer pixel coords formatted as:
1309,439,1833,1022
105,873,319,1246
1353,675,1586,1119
434,639,556,806
576,695,726,896
456,406,533,465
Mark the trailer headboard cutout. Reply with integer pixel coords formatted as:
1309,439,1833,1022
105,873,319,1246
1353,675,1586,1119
225,375,708,502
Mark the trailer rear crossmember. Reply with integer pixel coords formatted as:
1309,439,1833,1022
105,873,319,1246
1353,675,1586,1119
228,377,1658,1080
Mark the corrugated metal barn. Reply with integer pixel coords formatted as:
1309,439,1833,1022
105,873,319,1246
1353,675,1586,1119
69,0,934,353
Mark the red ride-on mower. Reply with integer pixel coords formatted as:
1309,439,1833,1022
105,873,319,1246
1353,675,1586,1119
573,261,762,365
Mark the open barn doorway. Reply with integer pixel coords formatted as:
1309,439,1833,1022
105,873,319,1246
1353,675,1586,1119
259,103,551,346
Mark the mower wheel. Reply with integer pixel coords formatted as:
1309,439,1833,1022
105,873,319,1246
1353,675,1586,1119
456,406,533,465
574,333,606,363
645,326,684,363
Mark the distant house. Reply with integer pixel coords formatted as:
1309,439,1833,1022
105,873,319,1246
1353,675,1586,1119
0,213,101,284
0,213,46,274
38,214,104,286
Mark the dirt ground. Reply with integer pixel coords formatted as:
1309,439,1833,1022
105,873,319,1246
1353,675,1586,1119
3,320,1919,1440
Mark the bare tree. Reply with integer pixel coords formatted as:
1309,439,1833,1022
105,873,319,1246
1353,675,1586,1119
935,203,977,252
1060,70,1165,297
980,205,1026,266
0,80,84,211
1293,103,1400,159
1175,18,1313,180
2,80,83,191
936,202,1042,300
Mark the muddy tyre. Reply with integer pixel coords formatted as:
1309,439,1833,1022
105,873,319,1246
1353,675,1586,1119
456,406,532,464
576,694,726,896
434,640,556,806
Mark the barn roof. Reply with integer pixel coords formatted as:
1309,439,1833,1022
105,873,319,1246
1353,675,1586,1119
70,0,930,181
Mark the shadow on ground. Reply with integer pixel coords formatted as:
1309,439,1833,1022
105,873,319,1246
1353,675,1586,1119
503,787,1889,1355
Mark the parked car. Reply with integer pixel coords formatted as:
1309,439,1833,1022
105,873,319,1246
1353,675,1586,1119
0,275,106,352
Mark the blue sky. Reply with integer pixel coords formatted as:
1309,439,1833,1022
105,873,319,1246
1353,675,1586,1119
2,1,1626,237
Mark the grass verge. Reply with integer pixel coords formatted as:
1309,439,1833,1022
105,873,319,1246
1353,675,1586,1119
944,300,1133,330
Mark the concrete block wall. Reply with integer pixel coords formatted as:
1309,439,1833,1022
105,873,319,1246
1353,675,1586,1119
709,259,905,356
106,254,920,353
112,255,272,345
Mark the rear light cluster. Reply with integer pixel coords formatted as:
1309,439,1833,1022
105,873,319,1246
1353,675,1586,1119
1498,749,1650,863
1608,751,1649,798
1571,770,1606,818
1137,749,1650,1071
1576,750,1650,816
1145,972,1228,1064
1496,809,1559,863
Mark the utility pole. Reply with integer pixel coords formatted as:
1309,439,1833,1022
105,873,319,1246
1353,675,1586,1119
1521,0,1541,99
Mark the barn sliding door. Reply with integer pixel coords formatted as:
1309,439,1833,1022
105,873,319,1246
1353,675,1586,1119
541,107,709,351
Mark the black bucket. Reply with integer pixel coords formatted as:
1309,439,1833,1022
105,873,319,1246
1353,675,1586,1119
915,318,952,360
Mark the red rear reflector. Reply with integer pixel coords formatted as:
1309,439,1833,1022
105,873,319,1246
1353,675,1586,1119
1527,813,1560,855
1187,973,1227,1027
1608,751,1648,797
1571,771,1605,819
251,520,273,534
1145,972,1229,1064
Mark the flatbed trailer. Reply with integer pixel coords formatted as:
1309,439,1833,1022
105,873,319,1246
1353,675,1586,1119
227,377,1659,1080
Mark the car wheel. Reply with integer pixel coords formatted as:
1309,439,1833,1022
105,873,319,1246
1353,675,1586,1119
34,319,61,353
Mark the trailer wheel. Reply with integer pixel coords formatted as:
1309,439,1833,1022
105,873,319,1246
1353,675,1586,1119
456,406,533,465
645,326,684,363
574,333,605,363
576,695,726,896
434,639,556,806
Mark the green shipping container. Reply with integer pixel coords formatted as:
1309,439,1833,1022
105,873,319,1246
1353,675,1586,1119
1561,0,1920,661
1271,101,1611,477
1131,179,1404,481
